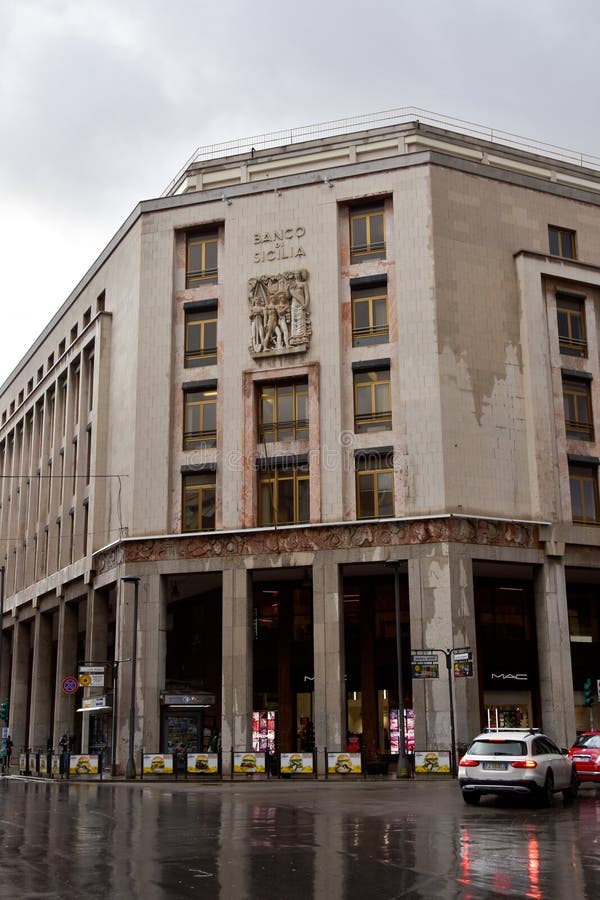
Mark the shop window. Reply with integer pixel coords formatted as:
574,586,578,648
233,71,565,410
182,471,216,531
548,225,576,259
351,279,389,346
184,385,217,449
258,381,308,443
355,451,394,519
557,294,587,357
186,230,218,287
568,596,593,642
563,375,594,441
258,460,309,525
569,462,600,524
353,366,391,433
350,204,385,263
185,307,217,367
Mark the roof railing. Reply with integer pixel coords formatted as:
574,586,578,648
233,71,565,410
161,106,600,196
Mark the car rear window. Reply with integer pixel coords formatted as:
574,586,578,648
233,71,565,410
574,735,600,749
468,739,526,756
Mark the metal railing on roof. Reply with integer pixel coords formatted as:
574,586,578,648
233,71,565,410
161,106,600,197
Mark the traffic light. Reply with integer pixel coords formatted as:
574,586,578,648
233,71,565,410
583,678,594,707
0,699,9,721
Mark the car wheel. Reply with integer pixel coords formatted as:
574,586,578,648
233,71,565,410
538,771,554,807
562,767,579,802
462,791,480,806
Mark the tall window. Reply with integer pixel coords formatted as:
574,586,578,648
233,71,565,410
185,308,218,367
356,452,394,519
353,367,392,433
258,461,309,525
557,295,587,357
563,376,594,441
186,231,218,286
352,280,388,346
569,463,599,524
184,386,217,449
182,472,216,531
548,226,576,259
258,381,308,443
350,204,385,263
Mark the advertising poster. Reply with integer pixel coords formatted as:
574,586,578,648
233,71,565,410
51,755,61,776
19,753,26,774
233,752,266,774
69,755,99,776
187,753,219,775
143,753,174,775
327,751,362,775
39,755,48,775
414,751,451,774
280,752,313,775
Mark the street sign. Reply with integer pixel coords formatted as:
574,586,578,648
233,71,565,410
79,673,92,687
62,676,79,694
453,649,473,678
78,666,105,687
411,652,440,679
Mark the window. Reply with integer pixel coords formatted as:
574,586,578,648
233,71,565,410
557,295,587,357
350,204,385,263
185,308,217,367
351,280,388,346
356,452,394,519
563,376,594,440
186,231,218,286
184,385,217,449
258,381,308,443
353,367,392,433
569,462,600,524
258,461,309,525
548,226,576,259
182,472,216,531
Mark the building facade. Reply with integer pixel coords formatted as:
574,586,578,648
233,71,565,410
1,111,599,773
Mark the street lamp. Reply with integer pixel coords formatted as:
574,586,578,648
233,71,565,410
384,559,410,778
121,576,140,779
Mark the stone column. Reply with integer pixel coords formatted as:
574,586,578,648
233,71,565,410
408,545,479,754
312,556,345,754
80,587,110,753
53,599,79,746
221,565,252,773
10,617,31,751
140,574,165,752
535,558,576,747
28,611,54,750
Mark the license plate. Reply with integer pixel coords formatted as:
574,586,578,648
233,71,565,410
573,755,590,762
483,761,508,771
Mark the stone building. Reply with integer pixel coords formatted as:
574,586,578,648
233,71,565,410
1,110,599,773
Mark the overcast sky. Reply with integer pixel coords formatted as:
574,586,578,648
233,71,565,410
1,0,599,385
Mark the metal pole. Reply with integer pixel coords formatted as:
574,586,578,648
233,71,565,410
385,560,410,778
122,577,140,779
445,650,457,776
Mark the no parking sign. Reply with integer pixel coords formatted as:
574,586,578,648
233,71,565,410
62,676,79,694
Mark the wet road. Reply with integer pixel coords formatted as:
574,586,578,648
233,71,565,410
0,777,598,899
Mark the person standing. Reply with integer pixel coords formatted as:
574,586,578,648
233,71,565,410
5,735,13,769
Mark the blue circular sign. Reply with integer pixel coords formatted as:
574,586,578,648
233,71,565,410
62,677,79,694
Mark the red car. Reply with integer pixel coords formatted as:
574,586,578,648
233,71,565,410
568,732,600,782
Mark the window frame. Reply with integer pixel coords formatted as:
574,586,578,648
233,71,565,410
257,461,309,526
548,225,576,260
355,452,394,519
185,308,218,367
562,375,594,441
557,294,587,358
186,231,219,287
353,368,392,433
569,462,600,525
182,471,216,532
350,204,386,264
351,280,389,347
258,381,309,444
183,385,217,449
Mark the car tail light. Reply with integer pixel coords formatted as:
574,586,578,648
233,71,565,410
459,758,480,767
511,759,537,769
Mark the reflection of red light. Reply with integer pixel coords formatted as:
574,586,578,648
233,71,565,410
458,828,473,896
525,826,541,900
495,874,511,891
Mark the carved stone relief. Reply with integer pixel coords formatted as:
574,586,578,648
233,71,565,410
248,269,311,357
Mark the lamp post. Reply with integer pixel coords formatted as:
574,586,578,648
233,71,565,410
122,576,140,779
384,559,410,778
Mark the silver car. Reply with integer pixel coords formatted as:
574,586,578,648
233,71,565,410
458,728,578,805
